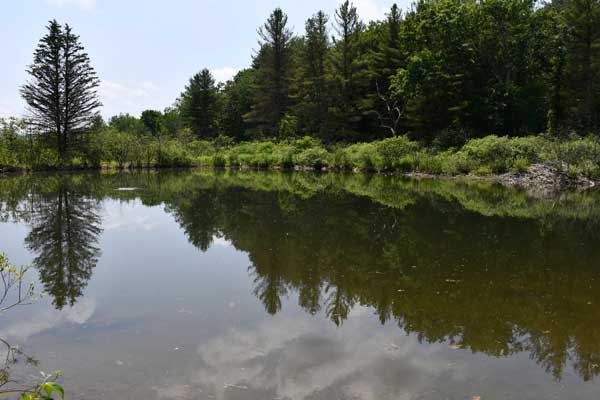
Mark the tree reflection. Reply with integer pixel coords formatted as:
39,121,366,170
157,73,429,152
2,170,600,381
151,171,600,382
24,176,102,309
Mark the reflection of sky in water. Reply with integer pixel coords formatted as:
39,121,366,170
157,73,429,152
1,178,600,399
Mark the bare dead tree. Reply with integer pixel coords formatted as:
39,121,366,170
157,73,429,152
374,80,404,136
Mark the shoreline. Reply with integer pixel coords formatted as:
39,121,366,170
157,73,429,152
1,163,597,194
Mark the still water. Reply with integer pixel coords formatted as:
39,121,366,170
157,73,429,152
1,170,600,399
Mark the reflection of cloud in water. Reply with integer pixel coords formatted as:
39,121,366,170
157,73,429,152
103,201,161,232
177,315,460,400
153,383,193,399
1,298,96,341
211,236,232,248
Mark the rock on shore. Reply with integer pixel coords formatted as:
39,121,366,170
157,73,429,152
498,164,596,193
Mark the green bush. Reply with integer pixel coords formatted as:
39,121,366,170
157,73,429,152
543,137,600,168
273,144,296,168
458,135,513,173
294,147,332,169
454,135,544,174
512,157,530,173
159,140,194,167
415,152,443,174
213,153,227,167
332,146,352,170
373,136,420,170
343,143,378,169
197,155,214,166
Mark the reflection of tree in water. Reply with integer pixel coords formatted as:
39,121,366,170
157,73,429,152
25,179,102,310
3,170,600,381
160,179,600,382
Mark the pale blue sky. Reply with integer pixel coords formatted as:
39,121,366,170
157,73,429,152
1,0,409,119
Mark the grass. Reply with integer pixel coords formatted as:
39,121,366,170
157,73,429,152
1,130,600,180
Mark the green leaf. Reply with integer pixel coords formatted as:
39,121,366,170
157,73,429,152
40,382,64,399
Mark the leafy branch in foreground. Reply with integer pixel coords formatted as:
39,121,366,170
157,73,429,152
0,254,35,313
0,254,64,400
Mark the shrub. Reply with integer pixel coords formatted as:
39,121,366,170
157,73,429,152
197,155,214,166
213,153,227,167
458,135,513,173
159,140,193,167
455,135,544,174
226,151,241,167
332,147,352,170
397,155,417,172
273,144,296,168
345,143,378,169
512,157,530,173
415,152,443,174
293,136,319,150
373,136,420,170
294,147,332,169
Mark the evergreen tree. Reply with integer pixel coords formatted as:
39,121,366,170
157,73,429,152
221,69,255,141
179,68,218,138
329,1,366,140
293,11,330,139
372,4,403,89
560,0,600,130
21,20,101,163
245,8,294,138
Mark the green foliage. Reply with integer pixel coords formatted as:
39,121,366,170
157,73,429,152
140,110,163,137
21,20,101,162
245,8,294,137
0,255,63,399
179,69,219,138
373,136,420,169
279,114,299,139
453,135,542,174
109,114,146,136
294,147,331,169
15,1,600,157
20,373,64,400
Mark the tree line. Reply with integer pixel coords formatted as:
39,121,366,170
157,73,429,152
8,0,600,168
118,0,600,146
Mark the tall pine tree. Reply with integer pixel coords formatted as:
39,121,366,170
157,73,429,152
21,20,101,163
370,4,405,136
245,8,294,138
179,68,218,139
329,1,365,141
560,0,600,130
293,11,330,139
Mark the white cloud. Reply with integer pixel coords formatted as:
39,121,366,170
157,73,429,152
45,0,96,10
98,80,160,117
211,67,237,83
99,80,159,101
338,0,388,23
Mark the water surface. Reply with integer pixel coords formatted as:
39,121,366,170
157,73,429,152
1,170,600,399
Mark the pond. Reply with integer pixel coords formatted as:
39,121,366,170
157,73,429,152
1,170,600,400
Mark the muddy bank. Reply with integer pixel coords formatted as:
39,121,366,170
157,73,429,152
497,164,597,194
